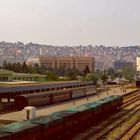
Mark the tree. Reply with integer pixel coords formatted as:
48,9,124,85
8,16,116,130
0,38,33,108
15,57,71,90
22,61,29,73
122,66,136,82
94,69,102,79
83,65,90,76
34,63,40,73
107,68,117,80
57,66,66,76
2,60,8,70
85,73,98,85
7,63,12,70
47,72,58,81
101,74,108,86
16,62,22,73
66,68,77,80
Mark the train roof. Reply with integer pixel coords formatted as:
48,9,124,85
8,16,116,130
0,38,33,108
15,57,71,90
67,95,122,112
51,110,78,118
0,81,93,94
0,121,37,133
31,115,62,126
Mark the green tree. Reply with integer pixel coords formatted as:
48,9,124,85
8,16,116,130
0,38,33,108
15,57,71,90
47,71,58,81
107,68,117,80
122,66,135,82
57,66,66,76
22,61,29,73
66,68,77,80
2,60,8,70
34,63,40,73
16,62,22,73
94,69,102,79
85,73,98,85
101,74,108,85
7,63,12,70
83,65,90,76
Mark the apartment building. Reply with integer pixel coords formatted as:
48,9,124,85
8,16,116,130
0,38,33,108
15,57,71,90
39,56,94,72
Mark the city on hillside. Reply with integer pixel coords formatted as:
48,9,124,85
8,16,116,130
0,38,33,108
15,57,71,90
0,41,139,70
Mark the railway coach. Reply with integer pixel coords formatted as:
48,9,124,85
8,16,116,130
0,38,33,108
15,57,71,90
15,86,96,110
0,81,94,102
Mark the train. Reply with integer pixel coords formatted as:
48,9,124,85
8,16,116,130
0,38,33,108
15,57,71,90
0,81,94,101
136,80,140,87
15,86,96,110
0,95,123,140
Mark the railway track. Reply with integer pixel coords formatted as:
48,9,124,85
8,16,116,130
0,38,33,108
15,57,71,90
92,104,140,140
74,90,140,140
131,129,140,140
120,120,140,140
122,91,140,108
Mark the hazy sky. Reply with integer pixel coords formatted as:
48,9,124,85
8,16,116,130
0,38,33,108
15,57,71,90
0,0,140,46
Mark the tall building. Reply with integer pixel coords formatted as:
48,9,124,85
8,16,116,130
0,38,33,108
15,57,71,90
136,57,140,71
39,56,94,73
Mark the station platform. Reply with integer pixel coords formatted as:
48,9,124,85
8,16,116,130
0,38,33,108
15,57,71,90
0,87,138,122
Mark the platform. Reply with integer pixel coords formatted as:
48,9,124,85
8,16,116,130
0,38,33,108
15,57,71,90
0,87,138,122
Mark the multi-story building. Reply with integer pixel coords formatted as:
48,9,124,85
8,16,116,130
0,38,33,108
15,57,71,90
136,57,140,71
114,60,134,70
39,56,94,73
26,57,40,66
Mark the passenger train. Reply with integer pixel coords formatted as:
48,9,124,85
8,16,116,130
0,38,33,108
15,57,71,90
15,86,96,110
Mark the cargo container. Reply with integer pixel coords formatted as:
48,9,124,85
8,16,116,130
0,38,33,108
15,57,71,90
0,121,41,140
0,132,11,140
31,115,62,140
0,95,123,140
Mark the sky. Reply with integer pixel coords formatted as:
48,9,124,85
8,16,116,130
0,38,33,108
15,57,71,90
0,0,140,46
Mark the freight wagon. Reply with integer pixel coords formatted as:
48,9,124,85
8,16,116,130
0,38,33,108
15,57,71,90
136,80,140,87
0,95,123,140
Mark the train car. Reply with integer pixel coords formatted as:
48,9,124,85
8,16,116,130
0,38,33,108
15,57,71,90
31,115,63,140
72,105,93,131
0,121,41,140
136,80,140,87
51,110,80,138
85,86,97,96
14,90,72,110
71,88,85,98
0,132,11,140
71,85,96,99
51,90,71,103
15,93,51,110
0,95,123,140
14,86,96,110
0,81,94,100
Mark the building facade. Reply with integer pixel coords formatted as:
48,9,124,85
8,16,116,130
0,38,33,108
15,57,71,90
136,57,140,72
114,60,134,70
39,56,94,72
0,69,13,81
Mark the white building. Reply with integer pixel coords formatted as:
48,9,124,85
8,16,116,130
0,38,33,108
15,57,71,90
26,57,40,66
136,57,140,71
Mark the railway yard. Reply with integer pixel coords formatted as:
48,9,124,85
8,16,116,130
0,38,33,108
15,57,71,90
74,89,140,140
0,81,140,140
0,86,135,122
